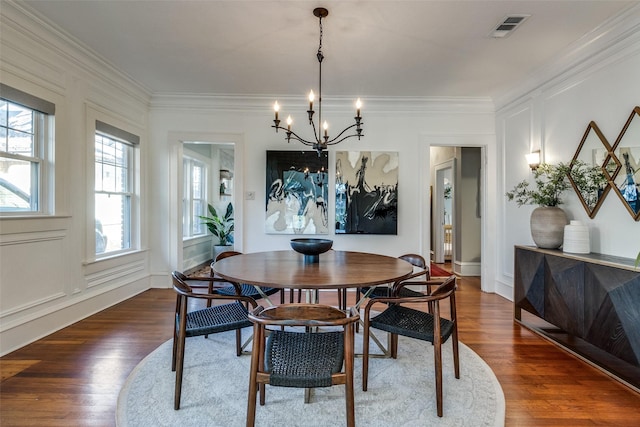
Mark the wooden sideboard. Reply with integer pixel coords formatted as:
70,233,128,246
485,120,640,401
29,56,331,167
514,245,640,391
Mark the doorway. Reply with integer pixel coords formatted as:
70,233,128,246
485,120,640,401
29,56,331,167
433,160,455,264
430,146,482,277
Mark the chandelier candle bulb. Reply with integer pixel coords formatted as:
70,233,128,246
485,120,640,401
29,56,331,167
356,98,362,117
274,101,279,120
308,90,314,111
286,115,292,131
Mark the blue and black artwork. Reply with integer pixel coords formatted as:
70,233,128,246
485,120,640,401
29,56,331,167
265,150,329,234
335,151,398,235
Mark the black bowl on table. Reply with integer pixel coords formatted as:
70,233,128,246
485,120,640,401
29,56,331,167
290,238,333,263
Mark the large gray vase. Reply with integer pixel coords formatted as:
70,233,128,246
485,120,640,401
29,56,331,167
530,206,568,249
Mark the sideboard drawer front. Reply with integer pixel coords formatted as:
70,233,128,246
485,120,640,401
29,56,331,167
544,254,585,337
584,264,640,366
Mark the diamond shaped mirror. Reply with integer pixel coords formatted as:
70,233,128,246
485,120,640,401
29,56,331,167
567,121,613,218
610,106,640,221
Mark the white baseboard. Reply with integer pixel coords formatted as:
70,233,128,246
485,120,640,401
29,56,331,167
453,261,481,276
0,278,148,356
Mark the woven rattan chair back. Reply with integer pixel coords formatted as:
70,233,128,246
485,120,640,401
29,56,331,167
358,253,430,303
246,303,359,427
171,271,257,410
361,274,459,418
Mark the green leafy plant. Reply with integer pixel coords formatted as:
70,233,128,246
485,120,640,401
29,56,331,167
506,163,572,207
199,202,234,245
568,160,609,210
636,250,640,269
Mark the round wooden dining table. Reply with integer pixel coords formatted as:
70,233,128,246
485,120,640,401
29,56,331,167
212,250,414,291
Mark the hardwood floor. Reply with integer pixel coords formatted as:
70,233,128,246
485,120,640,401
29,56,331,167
1,276,638,426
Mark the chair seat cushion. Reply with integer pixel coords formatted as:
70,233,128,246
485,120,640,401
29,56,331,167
217,283,279,299
180,301,251,337
361,286,424,298
266,330,344,388
370,305,454,343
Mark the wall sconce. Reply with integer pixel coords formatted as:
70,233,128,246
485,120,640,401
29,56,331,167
525,150,541,171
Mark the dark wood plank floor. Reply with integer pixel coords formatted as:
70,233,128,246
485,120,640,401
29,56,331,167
1,275,638,426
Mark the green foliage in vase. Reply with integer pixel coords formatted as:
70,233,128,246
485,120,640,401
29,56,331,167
199,202,234,245
506,163,572,207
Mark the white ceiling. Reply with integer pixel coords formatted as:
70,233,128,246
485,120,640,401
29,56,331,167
21,0,638,100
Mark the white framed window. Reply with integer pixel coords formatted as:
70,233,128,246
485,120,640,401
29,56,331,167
0,84,54,214
94,121,138,256
183,156,208,238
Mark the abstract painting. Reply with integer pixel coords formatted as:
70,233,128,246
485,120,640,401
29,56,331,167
265,150,329,234
335,151,398,234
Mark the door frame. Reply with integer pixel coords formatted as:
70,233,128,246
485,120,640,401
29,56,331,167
168,131,244,271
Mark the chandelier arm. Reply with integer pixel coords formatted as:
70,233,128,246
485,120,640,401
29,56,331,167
325,133,364,146
271,125,317,146
325,122,362,144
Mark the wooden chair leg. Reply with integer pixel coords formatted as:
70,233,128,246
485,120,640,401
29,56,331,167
174,334,186,410
452,331,460,379
391,333,398,358
258,327,266,406
246,324,260,427
434,338,443,417
345,323,356,427
362,316,370,391
236,329,242,356
171,330,178,371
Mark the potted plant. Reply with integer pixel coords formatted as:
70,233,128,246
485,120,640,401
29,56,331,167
199,202,234,259
506,163,572,249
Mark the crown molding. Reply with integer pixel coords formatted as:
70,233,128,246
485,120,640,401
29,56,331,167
2,1,151,104
150,93,494,114
495,3,640,111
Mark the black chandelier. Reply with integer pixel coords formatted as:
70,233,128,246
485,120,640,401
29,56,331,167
272,7,363,155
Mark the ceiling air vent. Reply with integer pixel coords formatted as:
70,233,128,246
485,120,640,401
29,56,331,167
490,15,530,38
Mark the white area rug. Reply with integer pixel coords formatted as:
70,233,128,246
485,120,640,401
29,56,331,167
117,330,505,426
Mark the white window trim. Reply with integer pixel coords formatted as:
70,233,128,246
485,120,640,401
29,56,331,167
86,107,142,263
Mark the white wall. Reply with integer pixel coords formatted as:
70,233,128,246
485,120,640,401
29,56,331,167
147,99,496,288
0,3,151,355
495,11,640,299
3,1,638,355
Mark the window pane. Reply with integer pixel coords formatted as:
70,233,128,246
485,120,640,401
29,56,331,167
192,199,204,234
101,163,117,192
95,193,130,253
114,165,127,192
8,129,34,156
0,100,7,128
0,157,37,211
7,103,33,133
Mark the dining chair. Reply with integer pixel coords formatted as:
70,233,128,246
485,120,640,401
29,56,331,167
171,271,257,410
246,303,359,427
358,253,431,303
212,251,283,303
361,275,459,417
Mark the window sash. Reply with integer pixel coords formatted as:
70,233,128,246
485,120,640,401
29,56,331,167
0,97,46,213
94,128,135,255
183,157,207,238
